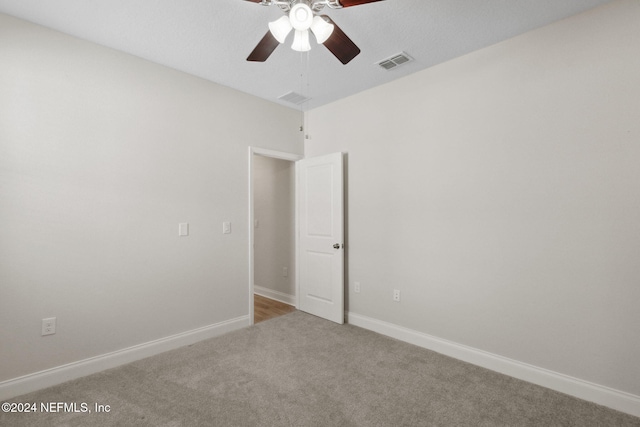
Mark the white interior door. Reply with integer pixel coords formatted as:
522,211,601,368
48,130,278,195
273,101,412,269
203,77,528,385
297,152,344,324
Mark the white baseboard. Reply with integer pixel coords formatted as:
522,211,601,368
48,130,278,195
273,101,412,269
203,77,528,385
346,312,640,418
254,286,296,306
0,315,250,401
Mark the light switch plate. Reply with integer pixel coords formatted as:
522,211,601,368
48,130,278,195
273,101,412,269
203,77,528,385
179,223,189,236
223,222,231,234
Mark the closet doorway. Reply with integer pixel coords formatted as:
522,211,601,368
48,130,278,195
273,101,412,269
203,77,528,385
249,148,302,324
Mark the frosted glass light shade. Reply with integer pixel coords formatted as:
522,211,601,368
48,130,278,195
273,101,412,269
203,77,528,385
291,30,311,52
289,3,313,31
310,16,334,44
268,16,293,44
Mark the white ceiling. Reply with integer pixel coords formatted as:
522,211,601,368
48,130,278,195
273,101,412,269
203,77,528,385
0,0,612,110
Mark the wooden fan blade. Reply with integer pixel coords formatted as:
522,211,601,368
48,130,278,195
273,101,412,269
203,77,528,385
338,0,385,7
321,16,361,65
247,31,280,62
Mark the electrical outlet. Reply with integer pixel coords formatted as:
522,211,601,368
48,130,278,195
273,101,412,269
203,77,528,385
354,282,361,293
393,289,401,302
42,317,56,336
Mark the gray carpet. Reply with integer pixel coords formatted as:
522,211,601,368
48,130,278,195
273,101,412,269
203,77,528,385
2,311,639,426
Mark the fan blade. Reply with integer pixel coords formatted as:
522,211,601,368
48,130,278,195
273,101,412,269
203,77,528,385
247,31,280,62
338,0,385,7
244,0,263,3
321,16,361,65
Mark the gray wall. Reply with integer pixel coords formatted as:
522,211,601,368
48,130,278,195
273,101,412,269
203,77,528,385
305,0,640,397
0,13,302,382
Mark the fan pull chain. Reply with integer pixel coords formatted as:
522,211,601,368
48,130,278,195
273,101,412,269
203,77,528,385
302,50,311,140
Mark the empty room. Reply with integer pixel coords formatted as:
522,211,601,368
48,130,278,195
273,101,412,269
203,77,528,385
1,0,639,425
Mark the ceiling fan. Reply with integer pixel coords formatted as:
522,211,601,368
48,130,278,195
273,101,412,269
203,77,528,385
244,0,385,65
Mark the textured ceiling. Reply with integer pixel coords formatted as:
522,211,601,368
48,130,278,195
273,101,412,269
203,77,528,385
0,0,612,110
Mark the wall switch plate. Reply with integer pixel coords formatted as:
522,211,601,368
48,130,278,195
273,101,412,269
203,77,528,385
393,289,401,302
354,282,361,293
178,223,189,236
42,317,56,336
223,222,231,234
283,267,288,277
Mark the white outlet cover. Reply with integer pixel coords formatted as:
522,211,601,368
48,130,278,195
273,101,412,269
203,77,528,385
178,223,189,236
42,317,56,336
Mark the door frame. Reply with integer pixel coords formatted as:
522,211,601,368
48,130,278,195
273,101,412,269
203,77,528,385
248,147,303,325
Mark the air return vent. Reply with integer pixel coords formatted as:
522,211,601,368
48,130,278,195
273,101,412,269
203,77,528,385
377,52,413,70
278,91,310,105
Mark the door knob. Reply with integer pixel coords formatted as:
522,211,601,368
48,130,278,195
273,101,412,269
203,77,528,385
333,243,341,249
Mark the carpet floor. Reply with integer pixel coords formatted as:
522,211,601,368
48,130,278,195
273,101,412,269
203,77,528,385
2,311,639,426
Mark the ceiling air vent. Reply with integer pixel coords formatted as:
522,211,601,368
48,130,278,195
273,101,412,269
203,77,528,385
377,52,413,70
278,91,310,105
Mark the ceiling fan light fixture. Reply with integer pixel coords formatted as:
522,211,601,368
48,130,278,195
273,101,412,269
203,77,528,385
289,3,313,31
310,16,334,44
291,29,311,52
268,15,293,43
246,0,371,63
